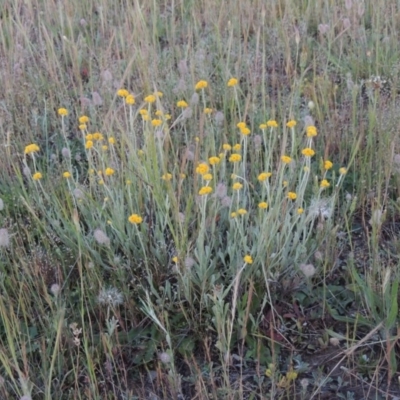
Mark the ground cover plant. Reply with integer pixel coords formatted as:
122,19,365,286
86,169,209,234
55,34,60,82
1,0,400,399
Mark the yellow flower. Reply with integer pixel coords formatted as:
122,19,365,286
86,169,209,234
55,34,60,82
237,122,247,129
288,192,297,200
195,80,208,90
58,108,68,116
304,166,310,172
265,368,272,378
209,156,221,165
177,100,188,108
117,89,129,97
79,115,89,124
267,120,278,128
339,167,347,175
233,144,241,151
144,94,156,103
142,115,150,121
223,144,232,151
324,160,333,170
151,119,162,127
258,202,268,209
286,370,298,381
162,173,172,181
180,173,186,179
297,207,304,214
306,125,318,137
232,182,243,190
229,153,241,163
86,134,93,140
126,180,132,185
79,124,87,131
24,144,40,154
196,163,210,175
320,179,330,188
126,94,135,105
164,114,171,120
32,172,42,180
231,212,237,218
85,140,93,149
93,132,104,141
286,120,297,128
258,172,272,182
227,78,238,87
155,91,163,97
281,155,292,164
128,214,143,224
302,148,315,157
238,208,247,215
204,107,213,114
105,168,115,176
203,173,213,181
63,171,71,178
199,186,213,195
259,123,267,129
108,137,115,144
240,127,251,136
243,255,253,264
139,109,148,115
155,110,163,117
138,149,145,157
172,256,178,263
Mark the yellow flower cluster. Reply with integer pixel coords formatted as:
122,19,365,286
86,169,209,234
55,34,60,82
195,80,208,90
24,144,40,154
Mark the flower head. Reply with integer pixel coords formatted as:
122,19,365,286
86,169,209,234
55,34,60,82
128,214,143,224
232,182,243,190
162,173,172,181
203,173,213,181
223,144,232,151
288,192,297,200
144,94,156,103
281,155,292,164
320,179,330,188
85,140,93,149
267,120,278,128
126,94,135,105
195,80,208,90
229,153,241,163
63,171,71,178
237,122,247,129
117,89,129,97
94,229,110,246
227,78,238,87
196,163,210,175
151,119,162,127
324,160,333,170
199,186,213,195
24,144,40,154
97,287,124,307
258,172,272,182
58,108,68,116
204,107,213,114
209,156,221,165
287,120,297,128
258,202,268,209
32,172,42,181
306,125,318,137
177,100,188,108
79,115,89,124
238,208,247,215
302,148,315,157
240,127,251,136
339,167,347,175
105,168,115,176
233,144,241,151
243,255,253,264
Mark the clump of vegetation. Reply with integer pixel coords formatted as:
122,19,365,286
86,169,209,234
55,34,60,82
1,0,400,399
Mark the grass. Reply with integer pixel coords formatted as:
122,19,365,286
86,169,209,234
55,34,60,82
1,0,400,399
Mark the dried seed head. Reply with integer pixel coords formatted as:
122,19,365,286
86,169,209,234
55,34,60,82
0,228,10,247
93,229,110,246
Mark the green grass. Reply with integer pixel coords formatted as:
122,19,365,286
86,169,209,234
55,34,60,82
1,0,400,399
